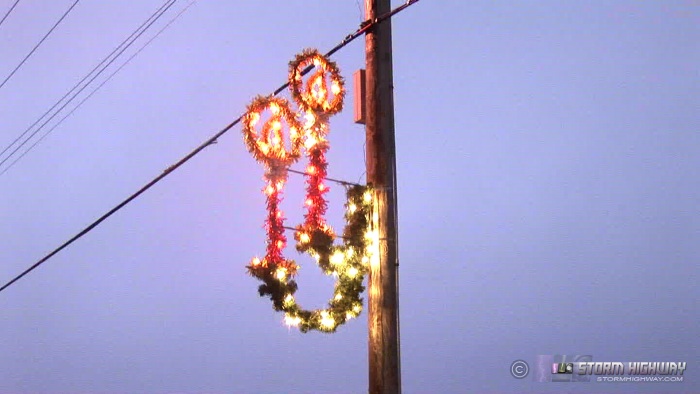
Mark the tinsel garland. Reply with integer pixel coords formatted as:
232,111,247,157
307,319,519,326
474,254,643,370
243,49,374,333
289,48,345,116
242,95,302,169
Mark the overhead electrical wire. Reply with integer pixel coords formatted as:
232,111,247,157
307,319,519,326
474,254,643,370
0,0,196,177
0,0,422,294
0,0,81,91
0,0,21,29
0,0,177,174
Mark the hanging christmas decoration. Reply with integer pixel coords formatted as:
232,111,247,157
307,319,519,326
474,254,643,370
242,49,375,333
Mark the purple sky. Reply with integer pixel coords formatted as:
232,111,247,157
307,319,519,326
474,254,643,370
1,1,698,393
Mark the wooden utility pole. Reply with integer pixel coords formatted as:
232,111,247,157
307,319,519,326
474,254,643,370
365,0,400,393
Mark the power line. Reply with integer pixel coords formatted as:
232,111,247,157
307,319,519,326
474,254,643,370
0,0,195,177
0,0,177,173
0,0,21,29
0,0,176,170
0,0,422,294
0,0,80,91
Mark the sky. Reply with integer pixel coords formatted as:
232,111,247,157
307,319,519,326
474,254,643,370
1,1,698,393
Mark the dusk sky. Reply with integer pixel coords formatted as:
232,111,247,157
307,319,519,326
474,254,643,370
1,1,698,393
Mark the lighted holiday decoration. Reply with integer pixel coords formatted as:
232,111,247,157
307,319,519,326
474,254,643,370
242,49,376,333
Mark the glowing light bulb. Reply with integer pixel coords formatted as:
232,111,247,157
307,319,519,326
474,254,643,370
361,256,369,265
251,257,261,266
330,251,344,265
353,305,362,313
306,165,316,175
290,127,298,137
363,191,372,203
249,112,260,126
305,136,317,149
271,136,280,146
346,312,355,320
269,103,280,115
275,267,287,280
304,112,316,128
347,267,359,278
331,81,341,95
348,203,357,214
284,294,294,305
265,185,275,195
305,198,314,206
313,58,321,67
272,120,282,131
299,233,310,244
334,293,343,301
318,184,326,192
285,314,301,327
320,311,335,329
276,240,284,249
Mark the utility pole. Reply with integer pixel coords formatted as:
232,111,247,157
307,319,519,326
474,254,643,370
365,0,400,393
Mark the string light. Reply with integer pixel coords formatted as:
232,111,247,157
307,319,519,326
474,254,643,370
244,49,373,333
304,136,318,149
0,1,422,298
284,294,295,306
320,311,336,330
250,112,260,126
242,95,302,168
290,48,345,117
285,314,301,327
330,251,344,265
304,112,316,128
347,267,359,278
